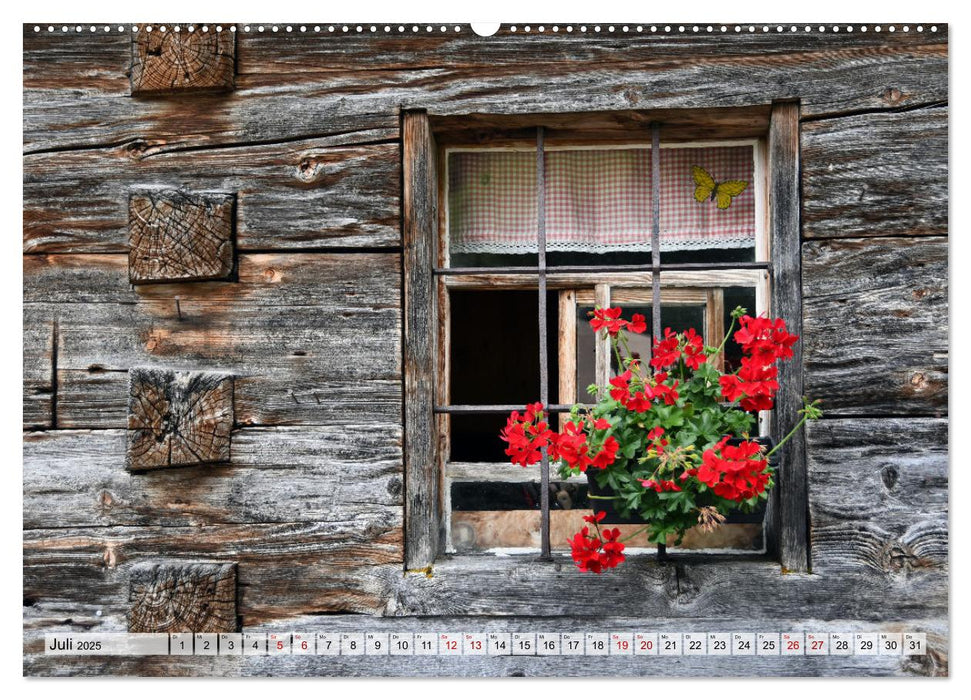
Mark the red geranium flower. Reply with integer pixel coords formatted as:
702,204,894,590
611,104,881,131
640,478,682,493
682,328,707,370
569,524,626,573
608,370,632,404
646,426,669,454
591,435,620,469
650,328,680,369
499,404,554,467
556,420,593,472
591,307,627,336
719,356,780,411
650,373,680,406
697,437,771,502
626,390,652,413
627,313,647,335
735,315,799,365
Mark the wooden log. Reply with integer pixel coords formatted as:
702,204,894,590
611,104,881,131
24,29,947,153
802,237,947,415
126,368,234,470
802,104,947,239
128,561,238,633
131,26,235,95
768,101,808,572
56,371,403,430
24,521,403,624
22,612,948,677
24,253,402,428
24,137,399,253
25,533,943,623
381,554,946,621
25,251,396,305
24,427,402,528
235,25,945,74
402,110,440,569
807,418,948,575
128,190,235,283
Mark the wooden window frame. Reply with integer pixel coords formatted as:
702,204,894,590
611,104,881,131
403,103,807,572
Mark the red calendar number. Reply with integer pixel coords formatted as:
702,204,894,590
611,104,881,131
787,640,800,651
640,640,653,651
616,640,629,651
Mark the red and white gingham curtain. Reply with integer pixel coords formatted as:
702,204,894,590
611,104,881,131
447,145,756,254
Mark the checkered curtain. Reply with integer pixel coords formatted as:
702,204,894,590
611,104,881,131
448,145,756,254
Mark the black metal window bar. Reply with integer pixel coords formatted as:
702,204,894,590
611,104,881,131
434,125,772,559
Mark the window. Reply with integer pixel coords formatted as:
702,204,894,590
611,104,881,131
403,105,808,572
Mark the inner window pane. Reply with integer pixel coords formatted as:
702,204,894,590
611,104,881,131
448,289,557,462
447,144,757,266
723,286,758,372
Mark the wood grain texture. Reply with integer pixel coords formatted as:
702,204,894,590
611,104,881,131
380,554,946,621
24,136,399,253
23,613,947,677
402,110,440,569
23,315,54,430
802,104,947,239
432,106,772,145
24,427,402,528
768,101,808,572
24,520,403,624
802,236,947,415
127,368,233,470
128,561,238,632
22,539,945,634
24,253,402,428
807,418,947,577
24,29,946,154
131,26,235,95
128,189,235,283
237,26,945,74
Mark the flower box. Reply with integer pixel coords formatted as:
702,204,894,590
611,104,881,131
586,436,778,525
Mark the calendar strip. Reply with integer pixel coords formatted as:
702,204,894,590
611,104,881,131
44,632,927,657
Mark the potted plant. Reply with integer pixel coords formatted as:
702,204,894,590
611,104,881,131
499,306,821,573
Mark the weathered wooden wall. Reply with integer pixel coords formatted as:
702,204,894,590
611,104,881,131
23,23,947,676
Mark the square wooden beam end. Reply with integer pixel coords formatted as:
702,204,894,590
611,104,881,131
131,27,235,95
128,190,236,284
128,561,238,633
127,368,234,471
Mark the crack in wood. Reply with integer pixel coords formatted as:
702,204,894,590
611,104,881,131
50,319,58,429
801,99,948,124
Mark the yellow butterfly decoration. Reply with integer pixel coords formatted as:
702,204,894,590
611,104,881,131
692,165,749,210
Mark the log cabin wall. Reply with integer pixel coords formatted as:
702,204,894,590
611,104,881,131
22,24,948,676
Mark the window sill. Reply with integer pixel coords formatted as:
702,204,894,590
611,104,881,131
391,552,820,619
